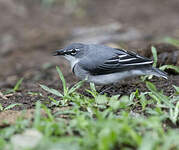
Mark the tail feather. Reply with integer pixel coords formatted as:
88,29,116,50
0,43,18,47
151,67,168,79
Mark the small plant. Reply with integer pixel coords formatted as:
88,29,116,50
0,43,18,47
13,78,24,92
145,82,179,124
40,66,85,105
0,103,22,111
0,78,23,111
4,78,24,95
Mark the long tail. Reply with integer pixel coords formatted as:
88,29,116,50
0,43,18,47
151,67,168,79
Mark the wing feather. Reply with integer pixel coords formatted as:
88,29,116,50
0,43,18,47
79,48,153,75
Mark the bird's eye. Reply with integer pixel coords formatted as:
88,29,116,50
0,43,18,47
70,49,77,55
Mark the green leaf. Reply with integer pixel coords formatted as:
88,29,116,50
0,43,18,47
13,78,23,92
119,96,130,108
86,83,98,98
119,95,129,103
90,82,96,92
98,128,118,150
161,129,179,150
0,138,6,149
85,89,97,98
48,96,60,106
146,82,157,92
160,65,179,73
0,103,3,111
139,93,148,110
147,82,173,108
41,104,54,122
151,46,157,67
173,85,179,94
169,101,179,124
96,95,108,105
33,101,41,128
109,95,120,110
129,92,135,102
40,84,63,97
56,66,67,95
4,103,22,110
139,133,156,150
69,80,85,94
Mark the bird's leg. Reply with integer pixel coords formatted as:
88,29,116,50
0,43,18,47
99,84,114,95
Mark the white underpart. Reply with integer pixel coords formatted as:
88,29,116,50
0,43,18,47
64,55,79,70
87,69,147,85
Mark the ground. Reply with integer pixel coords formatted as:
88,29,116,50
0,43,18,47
0,0,179,110
0,0,179,149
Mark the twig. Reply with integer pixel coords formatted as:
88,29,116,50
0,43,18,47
4,93,14,98
0,91,8,100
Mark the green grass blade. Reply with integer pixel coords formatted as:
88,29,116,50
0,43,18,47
151,46,157,67
174,101,179,122
90,83,96,92
69,80,85,94
56,66,68,95
33,101,41,129
0,103,3,111
85,89,97,98
139,93,148,110
41,104,54,122
4,103,22,110
48,96,60,106
146,81,157,92
160,65,179,73
173,85,179,94
169,101,179,124
40,84,63,97
146,82,173,108
13,78,23,92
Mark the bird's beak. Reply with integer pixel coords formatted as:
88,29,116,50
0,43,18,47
53,49,66,56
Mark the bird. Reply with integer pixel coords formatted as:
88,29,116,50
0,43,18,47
53,43,168,85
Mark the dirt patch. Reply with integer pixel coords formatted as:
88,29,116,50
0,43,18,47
0,109,34,127
0,109,48,127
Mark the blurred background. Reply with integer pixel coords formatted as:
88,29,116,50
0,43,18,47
0,0,179,90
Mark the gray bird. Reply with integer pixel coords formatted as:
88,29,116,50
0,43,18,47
54,43,168,85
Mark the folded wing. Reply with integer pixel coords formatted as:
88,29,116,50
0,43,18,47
79,48,153,75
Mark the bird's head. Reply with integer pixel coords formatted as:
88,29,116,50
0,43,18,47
53,43,87,68
53,43,86,58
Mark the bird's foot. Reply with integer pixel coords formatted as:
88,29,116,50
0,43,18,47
99,85,114,95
